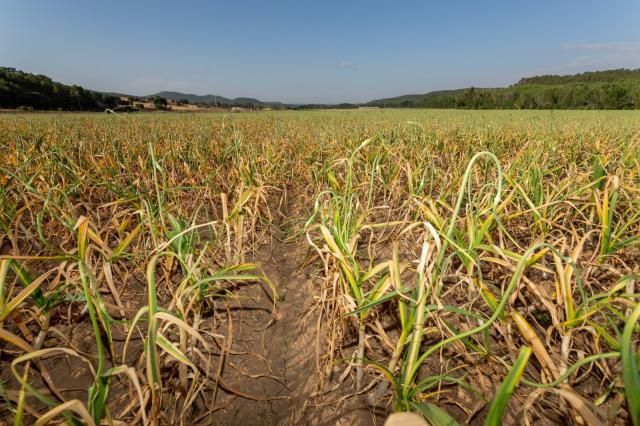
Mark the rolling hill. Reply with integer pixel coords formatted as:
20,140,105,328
365,68,640,109
149,91,284,107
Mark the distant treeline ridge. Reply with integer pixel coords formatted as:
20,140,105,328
366,69,640,109
2,66,640,111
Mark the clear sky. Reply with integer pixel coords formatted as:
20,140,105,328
1,0,639,103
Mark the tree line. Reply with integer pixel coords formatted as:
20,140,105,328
0,67,130,111
367,68,640,109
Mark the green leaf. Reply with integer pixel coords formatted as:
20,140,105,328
591,156,606,190
346,288,410,317
9,261,46,308
485,346,531,426
87,375,109,424
156,333,196,370
0,268,54,322
410,402,459,426
110,224,141,260
621,304,640,426
363,359,402,398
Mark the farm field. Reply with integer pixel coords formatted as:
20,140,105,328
1,109,639,425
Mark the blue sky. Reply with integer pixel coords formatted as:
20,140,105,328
1,0,639,103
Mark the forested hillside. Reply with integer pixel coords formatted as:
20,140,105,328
0,67,121,110
366,68,640,109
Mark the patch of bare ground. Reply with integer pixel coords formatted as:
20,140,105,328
213,201,380,425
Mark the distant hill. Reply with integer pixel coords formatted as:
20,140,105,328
366,68,640,109
149,91,284,107
0,67,287,111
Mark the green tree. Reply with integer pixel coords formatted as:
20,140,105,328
153,96,168,109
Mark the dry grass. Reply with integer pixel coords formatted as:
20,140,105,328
0,109,639,425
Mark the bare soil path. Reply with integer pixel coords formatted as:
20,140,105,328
213,203,378,425
214,231,316,424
